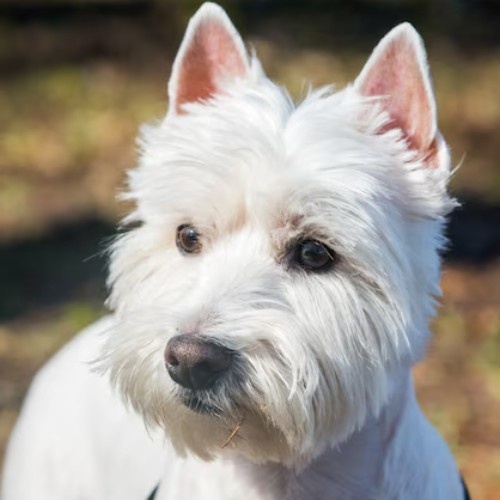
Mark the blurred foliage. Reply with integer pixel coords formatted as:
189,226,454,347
0,1,499,499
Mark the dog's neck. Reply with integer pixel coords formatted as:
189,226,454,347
240,372,461,500
155,371,462,499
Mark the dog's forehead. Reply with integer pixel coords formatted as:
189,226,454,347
133,82,399,230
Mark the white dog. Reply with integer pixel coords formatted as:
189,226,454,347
2,3,468,499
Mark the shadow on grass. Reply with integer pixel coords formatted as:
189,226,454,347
0,218,113,321
445,194,500,264
0,193,499,322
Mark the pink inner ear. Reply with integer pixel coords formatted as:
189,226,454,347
358,31,435,156
174,18,248,114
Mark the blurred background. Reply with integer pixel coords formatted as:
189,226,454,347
0,0,499,498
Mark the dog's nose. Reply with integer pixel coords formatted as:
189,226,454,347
164,335,232,390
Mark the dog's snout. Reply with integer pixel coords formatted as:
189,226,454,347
165,335,232,390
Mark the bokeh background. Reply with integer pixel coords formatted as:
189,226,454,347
0,0,499,498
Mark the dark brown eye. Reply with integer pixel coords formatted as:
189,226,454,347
294,239,335,271
176,225,202,254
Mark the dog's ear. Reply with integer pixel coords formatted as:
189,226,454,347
354,23,446,169
168,2,250,115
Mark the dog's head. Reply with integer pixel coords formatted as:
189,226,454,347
101,3,455,467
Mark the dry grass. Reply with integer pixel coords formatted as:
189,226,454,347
416,266,500,499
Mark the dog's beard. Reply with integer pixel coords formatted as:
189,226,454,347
99,317,291,463
168,387,292,463
98,304,398,468
181,390,221,415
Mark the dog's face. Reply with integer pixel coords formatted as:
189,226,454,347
101,3,454,466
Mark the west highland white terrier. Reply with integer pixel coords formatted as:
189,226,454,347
2,3,470,499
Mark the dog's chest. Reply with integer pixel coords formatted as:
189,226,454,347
154,457,267,500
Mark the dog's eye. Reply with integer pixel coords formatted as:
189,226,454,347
294,240,335,271
176,225,202,254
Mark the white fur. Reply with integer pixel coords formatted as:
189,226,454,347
1,4,463,499
1,317,167,500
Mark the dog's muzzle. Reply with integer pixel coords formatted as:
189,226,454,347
164,335,233,391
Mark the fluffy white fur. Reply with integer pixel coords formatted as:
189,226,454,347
2,3,463,499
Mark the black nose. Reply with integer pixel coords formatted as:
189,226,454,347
164,335,232,390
